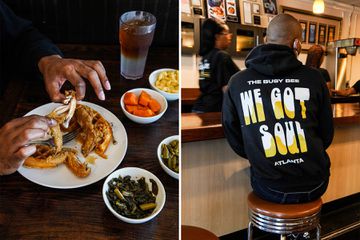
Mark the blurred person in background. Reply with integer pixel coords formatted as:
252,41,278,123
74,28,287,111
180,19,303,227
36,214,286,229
305,44,331,90
192,18,240,113
331,80,360,96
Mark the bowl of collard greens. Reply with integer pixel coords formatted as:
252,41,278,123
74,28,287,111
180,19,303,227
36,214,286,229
103,167,166,223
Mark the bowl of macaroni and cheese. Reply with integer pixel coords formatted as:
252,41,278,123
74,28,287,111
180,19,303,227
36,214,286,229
149,68,179,101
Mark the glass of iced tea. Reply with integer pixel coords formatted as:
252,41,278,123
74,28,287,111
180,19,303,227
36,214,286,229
119,11,156,80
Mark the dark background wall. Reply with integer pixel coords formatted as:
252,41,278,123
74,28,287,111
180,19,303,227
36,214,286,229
3,0,178,47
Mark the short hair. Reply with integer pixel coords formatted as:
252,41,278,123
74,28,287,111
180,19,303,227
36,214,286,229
306,45,325,68
267,14,302,46
199,18,227,56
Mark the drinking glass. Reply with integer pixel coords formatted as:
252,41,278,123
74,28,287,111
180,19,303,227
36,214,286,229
119,11,156,80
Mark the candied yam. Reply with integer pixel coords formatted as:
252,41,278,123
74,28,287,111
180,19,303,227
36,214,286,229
138,91,152,107
149,99,161,113
137,105,148,110
125,105,137,114
133,108,155,117
142,109,153,117
145,108,156,117
123,92,138,105
133,108,145,117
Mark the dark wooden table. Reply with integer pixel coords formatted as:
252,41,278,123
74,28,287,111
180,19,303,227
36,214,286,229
0,44,179,239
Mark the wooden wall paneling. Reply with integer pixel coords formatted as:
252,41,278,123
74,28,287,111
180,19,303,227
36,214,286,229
182,139,251,236
322,126,360,202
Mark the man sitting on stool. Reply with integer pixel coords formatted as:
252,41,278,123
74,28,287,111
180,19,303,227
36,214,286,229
222,14,334,204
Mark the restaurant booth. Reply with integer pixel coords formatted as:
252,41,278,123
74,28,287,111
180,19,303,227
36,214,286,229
181,0,360,238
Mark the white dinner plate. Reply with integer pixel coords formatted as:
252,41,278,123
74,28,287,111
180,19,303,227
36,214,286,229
18,101,128,189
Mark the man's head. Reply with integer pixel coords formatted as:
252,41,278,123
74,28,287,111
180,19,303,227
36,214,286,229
266,14,302,54
306,45,325,68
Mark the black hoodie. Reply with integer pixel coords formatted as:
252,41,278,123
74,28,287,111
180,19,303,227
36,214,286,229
193,48,240,112
353,80,360,93
0,1,62,94
222,44,334,191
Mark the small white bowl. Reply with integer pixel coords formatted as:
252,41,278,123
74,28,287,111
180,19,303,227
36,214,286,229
120,88,168,124
157,135,179,180
149,68,179,101
102,167,166,224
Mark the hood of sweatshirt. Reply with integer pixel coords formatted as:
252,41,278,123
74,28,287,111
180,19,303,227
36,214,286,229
245,44,302,76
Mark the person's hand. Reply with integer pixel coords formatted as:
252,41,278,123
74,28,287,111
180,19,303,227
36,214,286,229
330,88,356,96
0,116,56,175
38,55,111,102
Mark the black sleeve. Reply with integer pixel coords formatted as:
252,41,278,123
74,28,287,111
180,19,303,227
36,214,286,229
352,80,360,93
222,80,247,158
215,52,240,87
319,68,331,83
317,77,334,149
0,1,62,73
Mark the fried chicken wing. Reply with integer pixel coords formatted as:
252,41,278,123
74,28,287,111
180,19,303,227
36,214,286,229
94,115,112,158
47,90,77,153
24,145,74,169
24,92,113,178
75,104,113,158
64,151,91,178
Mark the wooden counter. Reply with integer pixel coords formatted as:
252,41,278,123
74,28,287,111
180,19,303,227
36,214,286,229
181,112,222,142
332,102,360,124
181,88,201,106
182,102,360,142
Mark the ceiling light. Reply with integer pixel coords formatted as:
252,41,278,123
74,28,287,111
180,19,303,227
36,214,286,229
313,0,325,14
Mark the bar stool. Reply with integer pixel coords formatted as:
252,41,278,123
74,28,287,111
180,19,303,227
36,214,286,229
247,192,322,240
181,225,219,240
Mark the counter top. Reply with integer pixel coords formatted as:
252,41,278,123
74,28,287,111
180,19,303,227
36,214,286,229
332,103,360,124
181,112,223,142
182,102,360,143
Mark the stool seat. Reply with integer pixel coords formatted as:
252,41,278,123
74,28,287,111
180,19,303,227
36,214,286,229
181,225,219,240
248,192,322,219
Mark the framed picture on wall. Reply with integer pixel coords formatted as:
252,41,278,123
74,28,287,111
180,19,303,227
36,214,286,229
328,25,336,42
318,24,326,45
263,0,278,15
192,0,205,16
225,0,239,22
283,7,341,50
243,1,252,24
191,0,201,5
252,3,260,14
299,20,307,43
206,0,226,21
181,0,192,14
308,22,317,44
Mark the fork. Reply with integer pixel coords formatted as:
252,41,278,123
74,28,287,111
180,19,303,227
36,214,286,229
30,128,80,147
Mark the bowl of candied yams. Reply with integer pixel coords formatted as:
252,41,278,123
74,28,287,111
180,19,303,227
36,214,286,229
120,88,168,124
